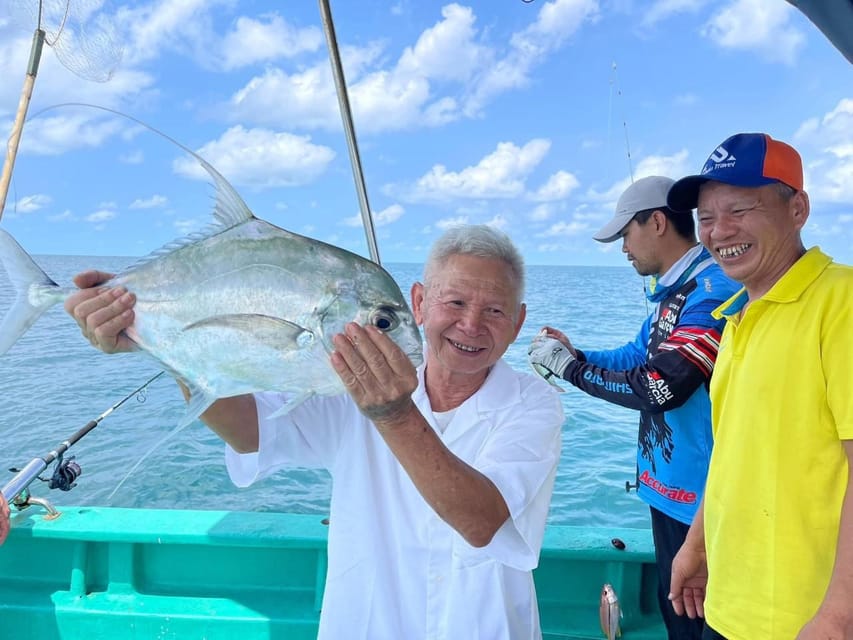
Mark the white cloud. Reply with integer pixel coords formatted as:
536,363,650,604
120,150,144,164
229,65,341,130
343,203,405,227
588,149,691,204
701,0,804,64
86,209,116,223
529,203,554,221
483,214,509,230
436,215,470,229
220,14,322,70
17,113,126,156
174,217,204,235
794,99,853,203
674,93,699,106
642,0,710,27
14,194,51,213
116,0,220,67
228,2,596,133
173,126,335,189
392,139,551,202
397,4,490,83
227,10,474,135
129,195,168,209
47,209,74,222
530,170,580,201
465,0,598,115
536,220,589,237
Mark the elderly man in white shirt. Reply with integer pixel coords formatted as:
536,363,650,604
65,224,564,640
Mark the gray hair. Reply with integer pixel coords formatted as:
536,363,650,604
424,224,525,304
774,182,798,200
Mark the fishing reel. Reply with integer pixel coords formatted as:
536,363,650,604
46,456,82,492
5,455,81,519
9,455,82,493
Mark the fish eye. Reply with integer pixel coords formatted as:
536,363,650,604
370,306,399,332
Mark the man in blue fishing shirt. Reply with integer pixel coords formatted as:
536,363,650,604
528,175,738,640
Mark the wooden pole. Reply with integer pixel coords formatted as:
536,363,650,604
0,29,46,221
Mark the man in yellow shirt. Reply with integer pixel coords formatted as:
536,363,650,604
666,132,853,639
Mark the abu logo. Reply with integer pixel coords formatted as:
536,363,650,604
702,145,737,174
647,371,674,405
658,308,676,335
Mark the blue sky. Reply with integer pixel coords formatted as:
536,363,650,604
0,0,851,266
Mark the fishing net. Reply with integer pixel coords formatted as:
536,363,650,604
1,0,123,217
9,0,123,83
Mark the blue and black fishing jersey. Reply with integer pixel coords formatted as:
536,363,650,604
562,245,739,524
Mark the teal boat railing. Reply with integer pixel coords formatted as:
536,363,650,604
0,506,665,639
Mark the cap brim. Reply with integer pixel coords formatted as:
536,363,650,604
592,216,630,243
666,175,707,212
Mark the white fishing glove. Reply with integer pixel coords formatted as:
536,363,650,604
528,333,576,383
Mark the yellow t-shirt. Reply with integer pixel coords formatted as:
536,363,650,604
704,248,853,639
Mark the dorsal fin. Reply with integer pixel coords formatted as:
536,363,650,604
42,104,257,270
37,103,254,231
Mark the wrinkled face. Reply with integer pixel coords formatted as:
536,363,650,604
696,182,808,294
619,213,662,276
411,254,525,382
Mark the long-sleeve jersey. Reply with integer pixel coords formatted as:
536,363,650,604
562,246,739,523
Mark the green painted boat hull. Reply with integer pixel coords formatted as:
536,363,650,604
0,506,665,639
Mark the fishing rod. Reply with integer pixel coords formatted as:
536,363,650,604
1,371,165,510
608,61,650,317
318,0,382,266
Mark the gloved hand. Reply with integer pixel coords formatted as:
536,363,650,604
528,333,576,383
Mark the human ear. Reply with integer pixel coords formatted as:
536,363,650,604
410,282,426,325
790,191,810,231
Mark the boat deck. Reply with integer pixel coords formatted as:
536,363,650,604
0,506,666,639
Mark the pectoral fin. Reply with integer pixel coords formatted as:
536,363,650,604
184,314,313,349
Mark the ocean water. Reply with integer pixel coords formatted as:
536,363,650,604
0,255,652,529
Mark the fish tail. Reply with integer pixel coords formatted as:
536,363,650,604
0,229,63,356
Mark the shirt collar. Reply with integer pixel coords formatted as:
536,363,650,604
414,358,521,416
712,246,832,320
647,245,715,303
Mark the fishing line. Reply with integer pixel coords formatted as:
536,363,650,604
608,62,649,315
609,62,635,184
2,371,165,505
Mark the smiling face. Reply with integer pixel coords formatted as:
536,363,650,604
696,181,809,298
411,254,525,391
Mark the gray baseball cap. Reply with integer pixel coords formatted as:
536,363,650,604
593,175,676,243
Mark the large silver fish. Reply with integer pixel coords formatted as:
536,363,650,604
599,583,622,640
0,151,423,428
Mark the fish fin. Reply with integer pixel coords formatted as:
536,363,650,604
530,362,566,392
184,314,313,349
179,382,218,429
266,390,315,420
46,104,255,272
106,396,211,502
0,229,65,356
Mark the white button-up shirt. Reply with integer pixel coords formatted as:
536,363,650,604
226,359,563,640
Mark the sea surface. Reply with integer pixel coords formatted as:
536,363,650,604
0,255,653,529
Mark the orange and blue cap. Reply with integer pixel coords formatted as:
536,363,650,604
667,133,803,212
